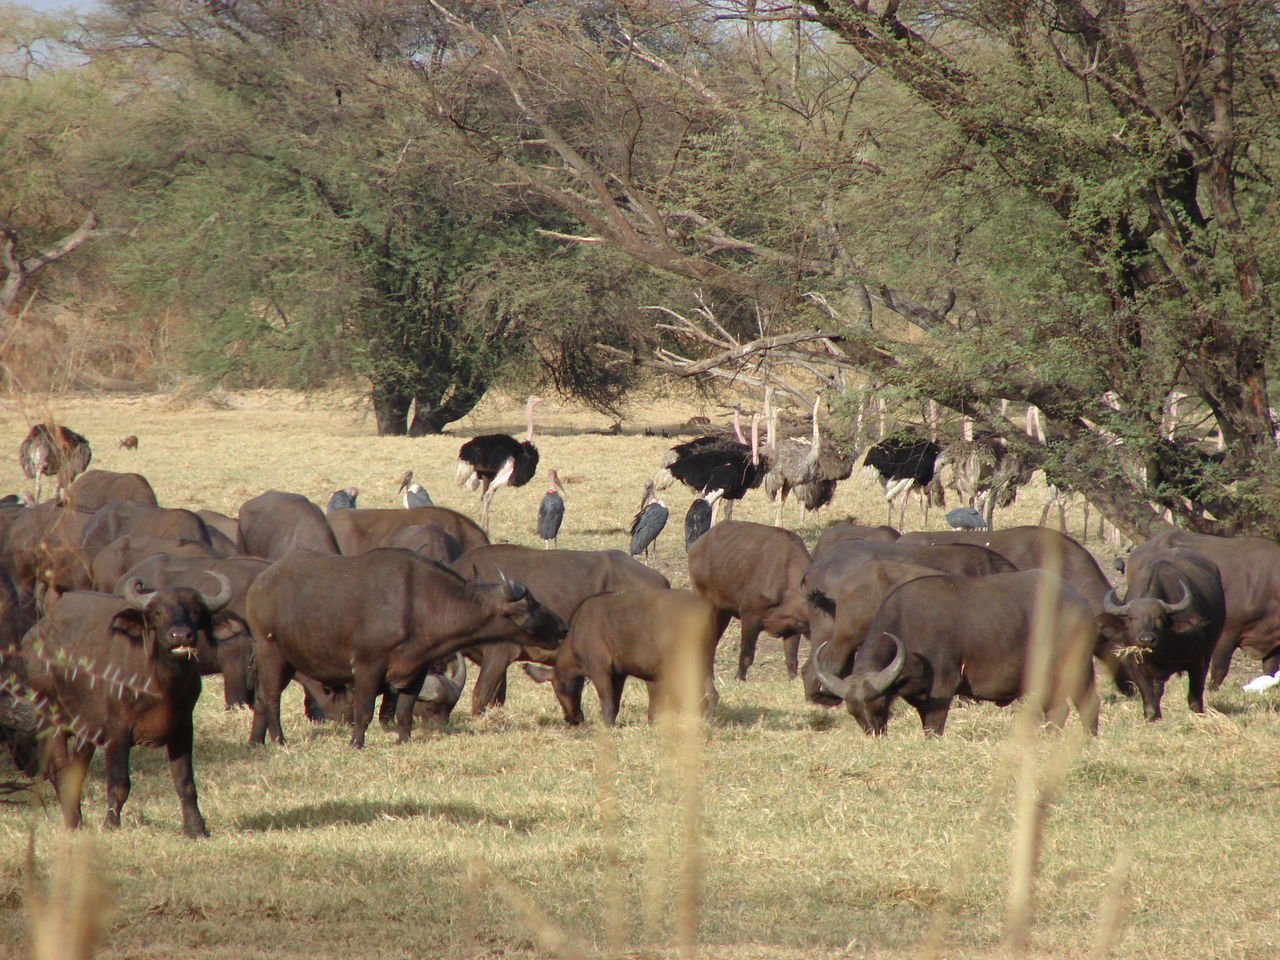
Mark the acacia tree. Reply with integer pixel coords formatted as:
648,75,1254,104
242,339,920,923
359,0,1280,535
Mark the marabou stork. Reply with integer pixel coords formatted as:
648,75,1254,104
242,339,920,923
628,481,668,564
656,408,764,524
326,487,359,512
684,489,723,551
19,423,91,503
454,395,543,532
537,469,566,549
945,506,986,530
398,470,433,508
862,434,941,529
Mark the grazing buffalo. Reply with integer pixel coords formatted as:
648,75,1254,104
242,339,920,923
91,534,221,592
687,520,811,681
3,501,96,598
296,654,468,728
523,589,724,725
63,470,158,511
114,554,271,708
81,501,216,558
1127,528,1280,687
813,521,901,557
812,570,1099,736
1103,547,1226,721
245,549,566,747
13,575,237,837
801,558,943,707
238,491,340,559
383,523,464,564
327,506,488,556
451,545,669,715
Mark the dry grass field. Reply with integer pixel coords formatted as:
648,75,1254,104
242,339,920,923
1,389,1278,960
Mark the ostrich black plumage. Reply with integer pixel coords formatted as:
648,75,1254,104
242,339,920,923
863,434,941,528
656,410,764,523
398,470,433,508
537,469,566,549
629,481,668,564
326,487,359,512
455,395,543,532
19,423,91,503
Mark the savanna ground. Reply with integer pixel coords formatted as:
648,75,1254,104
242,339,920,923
0,389,1278,960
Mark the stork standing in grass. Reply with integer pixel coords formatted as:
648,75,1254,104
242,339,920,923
455,395,543,533
326,487,359,512
537,469,566,549
629,481,668,565
398,470,433,508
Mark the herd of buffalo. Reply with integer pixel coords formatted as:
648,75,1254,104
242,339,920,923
2,464,1279,839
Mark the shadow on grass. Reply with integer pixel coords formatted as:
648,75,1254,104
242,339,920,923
236,799,540,833
713,703,803,728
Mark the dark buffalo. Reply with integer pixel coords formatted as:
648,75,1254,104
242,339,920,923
801,558,944,706
81,501,216,558
1102,547,1226,721
237,490,340,559
812,570,1099,736
687,520,811,681
91,534,221,592
451,545,670,715
383,523,464,564
296,654,468,728
196,510,241,547
813,521,901,556
245,548,566,747
63,470,158,512
327,506,488,556
114,554,271,708
1127,528,1280,687
524,589,723,725
2,501,96,598
12,575,237,837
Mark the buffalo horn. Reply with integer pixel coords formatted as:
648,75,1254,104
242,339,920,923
863,633,907,698
1102,587,1130,616
810,641,854,702
495,567,527,601
419,655,468,703
1158,579,1193,615
199,571,234,613
122,577,157,611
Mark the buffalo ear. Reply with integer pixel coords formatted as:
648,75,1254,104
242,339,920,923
522,663,554,684
108,609,148,646
210,612,249,644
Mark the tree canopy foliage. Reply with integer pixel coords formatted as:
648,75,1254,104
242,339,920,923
6,0,1280,532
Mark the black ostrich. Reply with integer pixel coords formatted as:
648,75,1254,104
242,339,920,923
19,423,91,503
326,487,359,512
537,469,566,549
629,481,668,564
684,490,723,551
656,410,764,524
862,433,941,528
454,395,543,532
398,470,433,508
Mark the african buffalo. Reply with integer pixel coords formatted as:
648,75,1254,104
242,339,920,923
2,501,96,598
1103,547,1225,721
327,506,488,556
523,589,723,725
14,575,237,837
196,510,240,547
296,654,468,728
81,501,216,558
114,554,271,708
451,545,669,715
1127,528,1280,687
383,523,464,564
813,521,901,556
687,520,811,681
237,491,340,559
63,470,158,512
812,570,1099,735
91,534,221,592
245,548,566,747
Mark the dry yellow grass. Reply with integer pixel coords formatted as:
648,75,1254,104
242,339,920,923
1,389,1278,960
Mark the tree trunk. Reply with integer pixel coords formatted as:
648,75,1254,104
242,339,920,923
408,385,486,436
371,385,412,436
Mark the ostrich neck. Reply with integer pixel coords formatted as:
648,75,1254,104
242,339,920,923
525,400,536,443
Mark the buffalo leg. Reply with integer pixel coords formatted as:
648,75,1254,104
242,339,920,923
782,634,800,678
470,647,516,716
593,671,627,725
51,734,91,831
1134,670,1165,722
249,663,294,745
392,674,427,744
737,616,762,681
1186,658,1209,714
1207,631,1240,689
167,717,208,838
348,667,384,749
102,734,133,832
916,699,951,736
1074,669,1101,735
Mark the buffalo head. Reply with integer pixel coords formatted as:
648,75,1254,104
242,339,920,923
1103,579,1192,649
115,573,234,662
812,635,907,735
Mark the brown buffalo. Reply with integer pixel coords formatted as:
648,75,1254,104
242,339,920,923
63,470,158,512
81,501,216,558
12,575,237,837
813,521,901,556
383,523,464,564
2,501,96,599
237,490,340,559
451,545,670,715
91,534,221,592
327,506,488,556
524,589,723,725
688,521,811,681
245,548,566,747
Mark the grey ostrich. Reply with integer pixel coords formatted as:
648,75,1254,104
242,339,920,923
762,388,856,526
19,423,91,503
